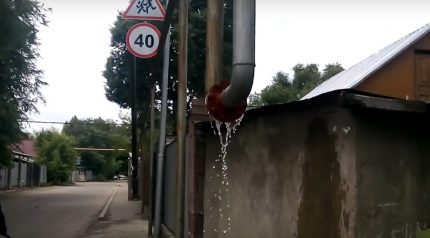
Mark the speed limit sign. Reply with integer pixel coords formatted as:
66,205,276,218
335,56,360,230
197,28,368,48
126,22,161,59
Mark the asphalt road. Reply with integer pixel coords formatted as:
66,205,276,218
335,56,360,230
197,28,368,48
0,182,122,238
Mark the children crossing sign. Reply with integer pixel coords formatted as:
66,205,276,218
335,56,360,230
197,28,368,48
122,0,166,21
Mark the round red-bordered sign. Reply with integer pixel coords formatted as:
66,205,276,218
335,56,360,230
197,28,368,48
126,22,161,59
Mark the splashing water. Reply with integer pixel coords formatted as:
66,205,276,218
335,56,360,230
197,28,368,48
208,114,244,236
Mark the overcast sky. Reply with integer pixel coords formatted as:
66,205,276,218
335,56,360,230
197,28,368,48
26,0,430,132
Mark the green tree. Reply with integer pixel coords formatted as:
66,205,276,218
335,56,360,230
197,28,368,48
0,0,48,166
103,1,234,163
36,130,77,184
321,63,344,82
62,116,130,180
103,0,233,133
249,63,344,107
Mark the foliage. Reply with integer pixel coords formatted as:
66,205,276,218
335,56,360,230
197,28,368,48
249,63,344,107
35,129,77,184
417,229,430,238
103,0,233,134
62,116,130,180
0,0,47,166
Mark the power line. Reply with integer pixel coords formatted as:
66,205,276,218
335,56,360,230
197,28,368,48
74,148,127,151
24,120,131,126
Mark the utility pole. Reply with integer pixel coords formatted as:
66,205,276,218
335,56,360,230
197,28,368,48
205,0,224,92
176,0,188,237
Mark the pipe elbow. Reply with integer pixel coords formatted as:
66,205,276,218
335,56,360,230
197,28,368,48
206,81,247,123
221,64,255,109
205,0,255,122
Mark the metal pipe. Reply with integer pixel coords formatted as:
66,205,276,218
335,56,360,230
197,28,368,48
147,84,155,226
176,0,188,236
154,29,171,238
205,0,224,93
220,0,256,109
131,56,138,200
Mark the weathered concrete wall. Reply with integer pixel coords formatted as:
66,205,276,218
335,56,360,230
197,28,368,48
20,162,27,187
10,162,19,187
354,110,430,237
203,108,356,237
164,140,178,234
202,105,430,238
0,169,8,189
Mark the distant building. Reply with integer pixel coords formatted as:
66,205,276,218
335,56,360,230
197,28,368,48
0,140,47,190
302,23,430,102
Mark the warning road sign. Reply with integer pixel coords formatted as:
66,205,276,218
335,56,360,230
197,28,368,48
122,0,166,21
126,23,161,59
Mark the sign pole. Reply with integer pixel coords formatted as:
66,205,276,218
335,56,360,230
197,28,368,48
131,56,139,200
153,28,171,238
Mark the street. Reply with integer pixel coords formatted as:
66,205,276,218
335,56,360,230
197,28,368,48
0,182,123,238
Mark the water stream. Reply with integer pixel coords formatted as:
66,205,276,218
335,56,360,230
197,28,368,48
205,114,244,236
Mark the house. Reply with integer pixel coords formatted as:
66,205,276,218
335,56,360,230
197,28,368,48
302,23,430,102
0,140,47,190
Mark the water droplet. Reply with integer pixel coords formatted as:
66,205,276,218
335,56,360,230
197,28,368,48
223,230,227,234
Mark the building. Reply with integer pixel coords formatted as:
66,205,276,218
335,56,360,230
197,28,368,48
0,140,47,190
302,23,430,102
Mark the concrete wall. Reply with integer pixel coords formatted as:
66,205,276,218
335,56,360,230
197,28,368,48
10,162,19,188
40,165,47,184
20,162,27,187
163,140,178,234
201,105,430,238
85,170,93,181
70,170,79,182
354,110,430,237
1,162,47,188
0,168,8,189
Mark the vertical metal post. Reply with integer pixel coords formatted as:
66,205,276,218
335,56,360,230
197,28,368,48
131,56,139,200
154,29,171,237
176,0,188,237
147,84,155,223
205,0,224,93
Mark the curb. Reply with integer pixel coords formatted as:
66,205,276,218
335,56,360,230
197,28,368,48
98,187,119,220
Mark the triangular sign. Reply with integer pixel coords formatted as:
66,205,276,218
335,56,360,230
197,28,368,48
122,0,166,21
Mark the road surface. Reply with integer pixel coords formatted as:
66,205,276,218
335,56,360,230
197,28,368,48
0,182,123,238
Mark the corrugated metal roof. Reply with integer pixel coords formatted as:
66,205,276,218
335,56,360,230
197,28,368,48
301,23,430,100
